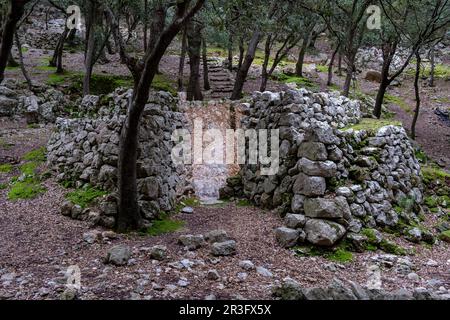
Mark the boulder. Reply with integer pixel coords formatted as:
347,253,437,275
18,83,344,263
285,214,306,229
304,219,346,246
364,70,382,83
178,234,205,251
293,173,326,196
105,245,131,266
275,227,302,248
304,197,351,220
211,240,236,256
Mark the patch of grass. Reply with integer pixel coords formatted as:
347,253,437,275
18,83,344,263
343,118,402,132
439,230,450,242
27,123,40,129
384,94,412,114
146,216,185,236
422,165,450,185
275,73,320,91
433,96,450,104
5,66,19,71
66,185,107,209
23,147,46,163
38,65,57,72
47,72,69,86
151,74,177,96
236,198,253,207
0,183,7,190
316,64,328,73
408,63,450,80
415,149,428,164
0,164,13,173
379,239,407,256
327,248,353,263
19,162,39,176
174,197,200,213
8,180,46,201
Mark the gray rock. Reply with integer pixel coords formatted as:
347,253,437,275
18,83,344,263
275,227,301,248
205,230,230,243
297,158,337,177
149,245,167,261
304,197,351,220
211,240,236,256
304,219,346,246
106,245,131,266
178,234,205,251
239,260,255,271
285,213,306,229
298,142,328,161
256,266,273,278
181,207,194,214
207,269,220,281
291,194,305,213
272,277,305,300
293,173,326,196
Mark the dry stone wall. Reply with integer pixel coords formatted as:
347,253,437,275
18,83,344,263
47,89,190,228
221,89,424,248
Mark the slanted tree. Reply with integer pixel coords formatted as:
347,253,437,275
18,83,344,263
0,0,30,84
186,17,204,100
106,0,205,232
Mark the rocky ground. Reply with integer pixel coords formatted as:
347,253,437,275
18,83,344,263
0,123,449,300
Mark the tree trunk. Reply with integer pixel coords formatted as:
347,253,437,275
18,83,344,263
259,35,272,92
83,0,97,96
143,0,148,50
0,0,29,84
14,31,32,91
411,52,421,139
231,30,261,100
116,0,205,233
237,37,244,71
7,51,19,67
202,36,210,91
227,33,233,71
295,44,307,77
148,3,166,75
327,44,339,86
342,64,353,97
373,58,392,118
177,26,187,91
337,52,342,76
56,28,69,74
51,27,68,68
429,46,435,87
186,19,203,101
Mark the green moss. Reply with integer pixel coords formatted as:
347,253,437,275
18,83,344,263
316,64,328,73
365,243,378,251
0,164,13,173
66,185,107,209
8,181,46,201
5,66,19,71
379,239,407,255
275,74,320,91
151,74,177,96
236,199,253,207
361,228,378,243
327,248,353,263
343,118,402,132
439,230,450,242
23,147,46,163
422,166,450,185
384,94,413,114
146,216,185,236
19,162,39,176
37,65,57,72
47,72,69,86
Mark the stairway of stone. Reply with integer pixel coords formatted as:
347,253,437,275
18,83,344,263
202,59,235,100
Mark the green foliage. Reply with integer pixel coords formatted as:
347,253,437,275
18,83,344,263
8,181,46,201
146,216,185,236
384,94,412,114
275,73,319,91
66,185,107,209
68,73,133,95
151,74,177,96
439,230,450,243
0,164,13,173
343,118,402,132
23,147,46,163
316,64,328,73
236,199,253,207
379,239,407,256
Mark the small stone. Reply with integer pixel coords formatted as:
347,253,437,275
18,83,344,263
60,288,78,300
83,231,101,244
177,278,189,287
149,245,167,261
207,270,220,281
256,266,273,278
407,273,420,282
211,240,236,256
275,227,301,248
178,234,205,251
105,245,131,266
204,230,230,243
426,259,439,267
181,207,194,214
239,260,255,271
237,272,248,282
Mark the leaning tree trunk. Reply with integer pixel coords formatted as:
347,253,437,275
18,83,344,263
116,0,206,233
0,0,29,84
202,35,210,91
295,43,307,78
186,20,203,101
411,52,422,140
237,38,244,72
177,26,187,91
51,27,69,68
373,58,393,119
231,30,261,100
342,53,356,97
14,31,32,91
83,1,97,96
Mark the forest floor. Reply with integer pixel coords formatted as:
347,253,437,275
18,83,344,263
1,40,449,300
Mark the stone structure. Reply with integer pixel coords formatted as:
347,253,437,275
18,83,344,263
220,89,424,248
47,89,190,227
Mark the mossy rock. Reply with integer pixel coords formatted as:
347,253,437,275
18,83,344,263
439,230,450,243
